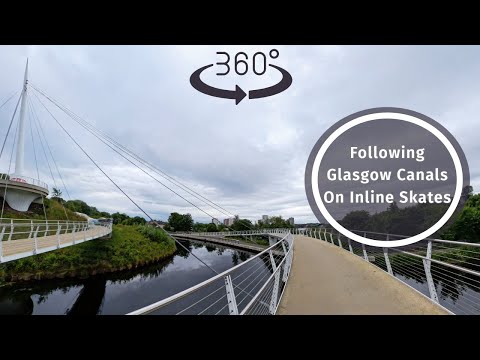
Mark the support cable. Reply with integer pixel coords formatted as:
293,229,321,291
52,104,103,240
29,87,252,231
0,92,22,161
27,94,47,221
27,96,69,220
30,90,219,275
1,108,20,219
29,84,246,222
31,89,264,302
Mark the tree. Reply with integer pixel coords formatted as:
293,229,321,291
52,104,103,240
340,210,370,231
64,199,111,219
461,185,474,203
445,193,480,242
111,212,129,224
231,217,253,231
52,188,62,198
388,201,399,212
193,223,208,232
51,188,64,203
121,216,146,225
167,212,194,232
267,216,293,229
206,223,217,232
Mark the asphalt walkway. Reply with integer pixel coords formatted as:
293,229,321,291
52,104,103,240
277,235,448,315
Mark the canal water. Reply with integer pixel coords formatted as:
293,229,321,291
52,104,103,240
0,240,262,315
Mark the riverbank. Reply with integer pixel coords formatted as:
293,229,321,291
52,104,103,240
0,225,176,282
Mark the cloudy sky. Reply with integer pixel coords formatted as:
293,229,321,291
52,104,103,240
0,45,479,224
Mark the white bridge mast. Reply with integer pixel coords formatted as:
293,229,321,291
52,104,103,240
14,58,28,177
1,58,48,212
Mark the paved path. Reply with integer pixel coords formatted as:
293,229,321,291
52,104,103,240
1,225,111,262
278,235,448,315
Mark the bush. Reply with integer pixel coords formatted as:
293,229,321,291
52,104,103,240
0,225,176,281
136,225,171,243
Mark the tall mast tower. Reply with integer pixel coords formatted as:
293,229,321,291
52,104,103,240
13,58,28,176
0,59,49,212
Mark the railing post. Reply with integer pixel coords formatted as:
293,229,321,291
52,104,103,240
269,250,280,314
0,226,5,261
28,220,33,239
362,244,369,261
383,248,393,275
72,224,76,244
282,244,290,283
33,225,40,254
348,238,353,253
423,240,439,303
337,234,342,248
283,248,292,282
84,223,87,241
45,221,49,237
281,241,287,255
56,224,62,248
362,232,369,261
8,219,13,241
329,233,334,244
224,275,238,315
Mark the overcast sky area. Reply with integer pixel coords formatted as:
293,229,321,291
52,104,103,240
0,45,479,224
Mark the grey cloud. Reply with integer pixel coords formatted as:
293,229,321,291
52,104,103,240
0,45,479,224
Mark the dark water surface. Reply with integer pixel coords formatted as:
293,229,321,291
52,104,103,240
0,240,258,315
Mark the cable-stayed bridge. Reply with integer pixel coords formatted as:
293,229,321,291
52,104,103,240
1,60,479,315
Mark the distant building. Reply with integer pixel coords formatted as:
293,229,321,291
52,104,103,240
288,217,294,225
212,218,221,226
262,215,269,222
223,218,235,226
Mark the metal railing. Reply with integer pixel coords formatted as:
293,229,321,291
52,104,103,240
297,227,480,315
176,229,289,236
0,218,113,263
127,231,294,315
0,173,49,190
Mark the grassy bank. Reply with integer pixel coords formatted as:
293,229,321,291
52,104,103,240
0,197,85,221
0,225,176,282
224,235,269,246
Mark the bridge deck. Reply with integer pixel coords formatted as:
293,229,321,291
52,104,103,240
173,234,267,253
1,225,110,263
278,235,448,315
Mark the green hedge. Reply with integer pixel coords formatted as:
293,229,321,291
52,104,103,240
0,225,176,282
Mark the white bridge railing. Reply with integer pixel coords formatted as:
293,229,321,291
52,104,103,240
0,218,113,263
0,173,49,190
295,227,480,315
128,231,294,315
176,229,290,237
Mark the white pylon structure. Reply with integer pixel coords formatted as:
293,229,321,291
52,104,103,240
0,59,49,211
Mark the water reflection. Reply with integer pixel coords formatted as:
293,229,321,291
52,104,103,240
0,240,255,315
375,253,480,314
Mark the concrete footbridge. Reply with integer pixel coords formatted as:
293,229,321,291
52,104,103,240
129,228,480,315
0,219,112,263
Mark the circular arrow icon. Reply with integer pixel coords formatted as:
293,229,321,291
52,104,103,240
190,63,292,105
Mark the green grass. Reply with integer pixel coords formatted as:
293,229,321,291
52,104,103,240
1,198,85,222
224,235,269,246
0,224,176,282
